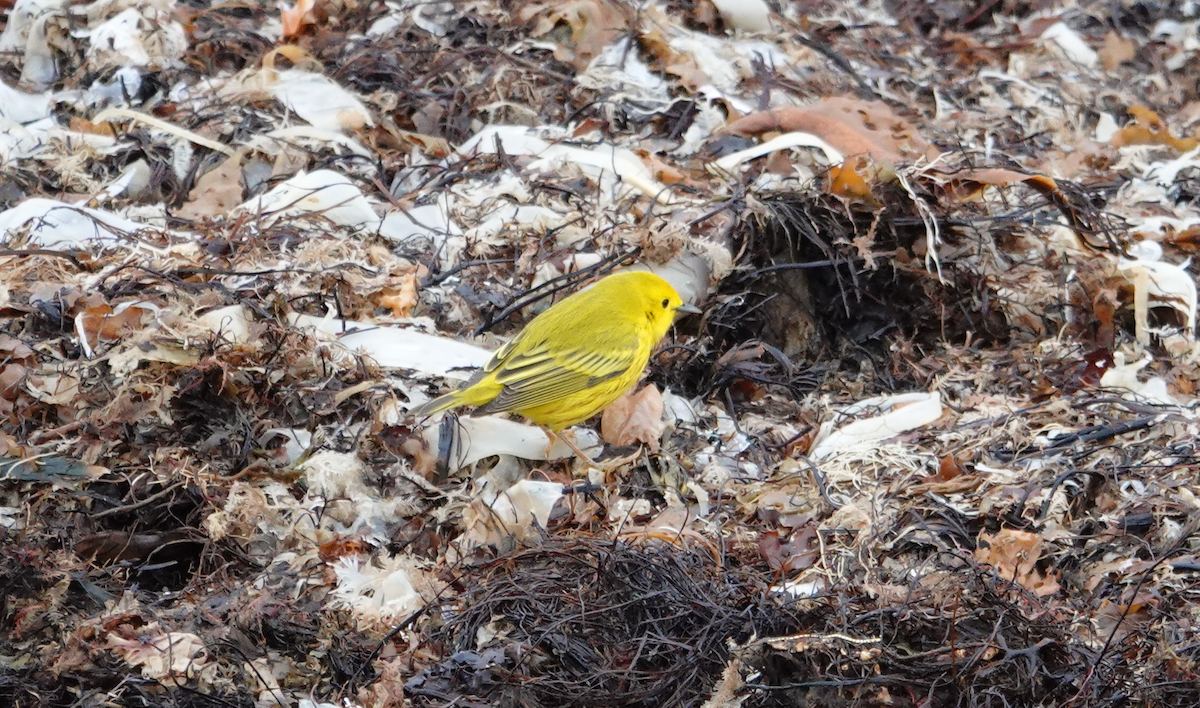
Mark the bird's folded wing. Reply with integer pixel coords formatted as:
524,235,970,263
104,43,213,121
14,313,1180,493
476,339,638,414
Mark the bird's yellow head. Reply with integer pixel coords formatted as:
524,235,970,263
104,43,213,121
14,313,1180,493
601,271,699,340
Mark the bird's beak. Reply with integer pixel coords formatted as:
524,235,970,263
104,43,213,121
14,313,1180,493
676,303,702,315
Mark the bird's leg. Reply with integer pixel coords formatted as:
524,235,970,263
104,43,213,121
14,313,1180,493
541,427,639,473
541,426,598,464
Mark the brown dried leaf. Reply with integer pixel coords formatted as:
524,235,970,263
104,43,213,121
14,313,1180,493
401,435,438,477
280,0,316,39
937,454,965,481
1099,31,1136,71
725,98,937,167
68,116,116,137
0,335,35,361
938,32,1021,69
758,528,818,573
1084,557,1157,593
520,0,629,70
1093,591,1155,644
618,506,717,554
639,150,696,186
829,156,877,204
263,44,323,72
377,273,419,319
750,488,811,528
317,535,369,562
1094,288,1119,350
178,155,244,220
601,384,665,451
1110,105,1198,151
975,529,1060,597
412,100,446,137
763,149,794,176
77,302,153,343
940,167,1061,202
0,364,26,400
904,473,984,496
77,530,189,564
641,29,710,91
387,128,452,158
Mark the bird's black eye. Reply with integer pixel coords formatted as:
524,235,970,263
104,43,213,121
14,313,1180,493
661,298,670,308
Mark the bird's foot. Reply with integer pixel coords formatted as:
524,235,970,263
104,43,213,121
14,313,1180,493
541,427,630,471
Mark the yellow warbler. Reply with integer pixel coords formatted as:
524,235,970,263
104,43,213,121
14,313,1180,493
412,271,699,431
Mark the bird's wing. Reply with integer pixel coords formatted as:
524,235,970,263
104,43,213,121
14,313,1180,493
475,333,641,415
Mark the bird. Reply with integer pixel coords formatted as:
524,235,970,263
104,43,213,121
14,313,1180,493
411,270,700,438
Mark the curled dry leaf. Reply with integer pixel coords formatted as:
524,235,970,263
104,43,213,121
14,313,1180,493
1093,591,1156,644
108,631,211,685
618,505,717,554
77,529,193,564
938,167,1061,202
937,453,965,480
601,384,666,451
724,97,938,167
638,150,694,187
280,0,317,38
377,273,419,318
68,115,116,137
400,433,439,477
459,480,565,546
829,156,876,204
1110,105,1198,151
263,44,323,72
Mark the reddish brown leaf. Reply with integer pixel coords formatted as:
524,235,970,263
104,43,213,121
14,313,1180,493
937,454,965,481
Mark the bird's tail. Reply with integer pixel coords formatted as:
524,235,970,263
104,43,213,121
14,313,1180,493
409,390,464,419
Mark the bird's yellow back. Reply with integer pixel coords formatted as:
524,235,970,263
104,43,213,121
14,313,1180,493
411,271,689,430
